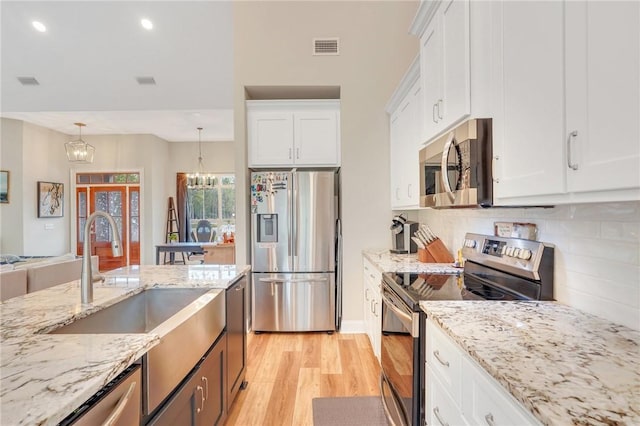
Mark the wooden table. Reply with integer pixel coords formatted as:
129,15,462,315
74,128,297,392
155,242,206,265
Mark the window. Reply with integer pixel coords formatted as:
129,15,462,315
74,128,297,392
187,175,235,242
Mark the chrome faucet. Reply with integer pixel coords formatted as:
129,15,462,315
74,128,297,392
81,211,123,304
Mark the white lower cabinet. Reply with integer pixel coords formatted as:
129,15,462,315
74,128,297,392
461,356,539,426
426,366,467,426
425,318,540,426
362,258,382,361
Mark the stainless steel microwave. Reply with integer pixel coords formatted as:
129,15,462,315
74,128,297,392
419,118,493,208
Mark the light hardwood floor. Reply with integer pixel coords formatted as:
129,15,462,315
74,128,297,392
225,332,381,426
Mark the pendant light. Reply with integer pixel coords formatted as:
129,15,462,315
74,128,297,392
187,127,215,189
65,122,95,163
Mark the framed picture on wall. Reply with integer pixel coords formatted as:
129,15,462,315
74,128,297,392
0,171,8,203
37,181,64,218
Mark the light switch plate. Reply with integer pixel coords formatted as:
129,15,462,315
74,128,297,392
44,223,54,230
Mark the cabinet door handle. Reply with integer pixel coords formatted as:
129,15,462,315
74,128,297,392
484,413,496,426
433,350,450,367
101,381,136,426
288,148,292,160
432,103,439,123
296,148,300,159
202,376,209,400
371,300,377,316
407,184,412,197
437,99,444,119
567,130,579,170
365,287,371,301
433,407,449,426
196,385,205,414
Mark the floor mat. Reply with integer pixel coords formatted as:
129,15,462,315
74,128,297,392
312,396,388,426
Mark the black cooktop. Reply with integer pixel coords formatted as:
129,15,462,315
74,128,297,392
383,264,541,311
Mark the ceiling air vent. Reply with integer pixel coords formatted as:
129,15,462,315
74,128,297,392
136,76,156,85
313,38,339,56
17,76,39,86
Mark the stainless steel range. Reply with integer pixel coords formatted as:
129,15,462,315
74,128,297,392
379,233,554,426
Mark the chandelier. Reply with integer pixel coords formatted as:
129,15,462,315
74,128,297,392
187,127,215,189
65,122,95,163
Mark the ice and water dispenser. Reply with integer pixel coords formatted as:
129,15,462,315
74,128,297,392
257,214,278,242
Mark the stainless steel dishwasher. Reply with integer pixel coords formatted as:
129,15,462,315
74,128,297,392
59,363,142,426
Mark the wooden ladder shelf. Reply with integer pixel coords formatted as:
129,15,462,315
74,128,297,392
164,197,186,264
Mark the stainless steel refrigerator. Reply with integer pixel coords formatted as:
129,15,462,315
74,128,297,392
250,169,341,332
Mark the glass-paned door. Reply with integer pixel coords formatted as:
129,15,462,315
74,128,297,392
90,186,127,271
76,185,141,271
129,188,140,265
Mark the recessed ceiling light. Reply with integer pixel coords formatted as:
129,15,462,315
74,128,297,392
141,18,153,30
32,21,46,32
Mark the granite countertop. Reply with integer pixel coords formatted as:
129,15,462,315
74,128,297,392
420,301,640,426
0,264,250,426
363,248,461,274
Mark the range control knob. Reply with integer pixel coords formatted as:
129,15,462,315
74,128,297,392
505,246,514,257
464,239,476,248
519,249,533,260
512,248,521,258
501,245,507,255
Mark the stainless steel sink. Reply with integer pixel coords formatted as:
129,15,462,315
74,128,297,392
48,287,226,417
49,288,211,334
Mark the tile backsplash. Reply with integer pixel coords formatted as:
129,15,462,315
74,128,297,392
414,201,640,331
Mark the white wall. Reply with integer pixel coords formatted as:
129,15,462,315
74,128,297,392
22,122,72,255
0,118,25,255
234,0,420,325
168,141,235,176
411,202,640,330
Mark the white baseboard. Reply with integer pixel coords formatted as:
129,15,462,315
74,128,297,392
338,320,366,334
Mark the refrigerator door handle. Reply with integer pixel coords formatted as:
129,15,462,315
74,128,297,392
258,277,329,284
288,171,294,268
292,172,298,262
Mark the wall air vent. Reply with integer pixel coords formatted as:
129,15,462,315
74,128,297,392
17,76,39,85
313,38,339,56
136,76,156,85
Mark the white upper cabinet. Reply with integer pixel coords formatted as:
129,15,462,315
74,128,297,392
415,0,470,143
490,1,566,200
491,0,640,204
247,100,341,168
565,0,640,194
387,57,422,209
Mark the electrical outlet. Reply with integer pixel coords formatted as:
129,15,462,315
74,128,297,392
44,223,54,230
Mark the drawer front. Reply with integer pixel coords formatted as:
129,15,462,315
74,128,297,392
363,258,382,285
426,365,467,426
461,357,540,426
426,319,462,401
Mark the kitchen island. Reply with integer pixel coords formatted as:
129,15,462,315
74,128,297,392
421,300,640,425
0,264,250,426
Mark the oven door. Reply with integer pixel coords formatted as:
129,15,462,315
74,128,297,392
380,285,422,426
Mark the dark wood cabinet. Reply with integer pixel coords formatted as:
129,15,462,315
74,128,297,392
226,276,247,411
148,333,226,426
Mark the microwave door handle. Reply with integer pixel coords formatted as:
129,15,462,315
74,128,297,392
440,132,457,202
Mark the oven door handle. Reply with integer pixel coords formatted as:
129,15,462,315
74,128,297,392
381,292,419,338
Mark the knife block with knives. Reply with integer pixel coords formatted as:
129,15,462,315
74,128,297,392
413,225,455,264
